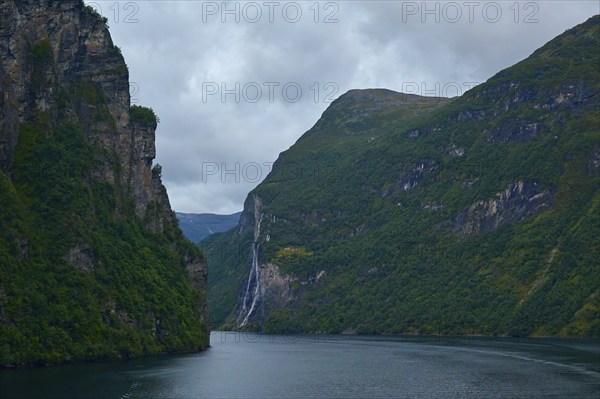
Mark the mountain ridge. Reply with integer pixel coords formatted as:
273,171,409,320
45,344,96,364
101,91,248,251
177,212,241,243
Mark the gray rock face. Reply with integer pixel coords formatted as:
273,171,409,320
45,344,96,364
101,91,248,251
65,243,94,272
485,120,543,142
0,0,165,221
382,159,436,196
452,181,553,236
1,1,128,171
146,168,174,233
258,262,294,307
237,193,261,236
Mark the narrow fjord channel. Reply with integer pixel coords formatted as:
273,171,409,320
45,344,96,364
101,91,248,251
1,334,598,399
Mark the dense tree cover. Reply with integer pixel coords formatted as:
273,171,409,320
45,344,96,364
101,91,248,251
130,105,158,125
205,16,600,337
0,40,208,366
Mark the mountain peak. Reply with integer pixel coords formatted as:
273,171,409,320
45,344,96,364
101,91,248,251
329,88,437,114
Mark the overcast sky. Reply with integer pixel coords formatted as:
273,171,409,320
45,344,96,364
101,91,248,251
87,1,599,214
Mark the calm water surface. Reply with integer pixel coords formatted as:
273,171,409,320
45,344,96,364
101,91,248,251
1,333,598,398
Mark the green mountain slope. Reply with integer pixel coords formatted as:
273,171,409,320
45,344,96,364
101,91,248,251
205,15,600,337
0,1,208,366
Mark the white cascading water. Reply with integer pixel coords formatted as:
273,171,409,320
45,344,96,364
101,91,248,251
239,250,253,315
239,243,260,327
239,212,263,327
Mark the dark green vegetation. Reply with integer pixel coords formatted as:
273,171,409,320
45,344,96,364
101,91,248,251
0,1,208,367
177,212,242,243
0,119,207,364
130,105,158,125
205,16,600,336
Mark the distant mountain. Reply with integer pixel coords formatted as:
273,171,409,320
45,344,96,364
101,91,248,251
204,15,600,336
177,212,241,243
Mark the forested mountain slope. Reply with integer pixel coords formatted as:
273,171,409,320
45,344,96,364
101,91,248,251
204,15,600,337
0,0,209,366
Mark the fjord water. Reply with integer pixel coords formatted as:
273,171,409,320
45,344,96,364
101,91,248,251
1,334,598,399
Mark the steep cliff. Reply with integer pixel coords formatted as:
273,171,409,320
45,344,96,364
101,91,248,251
0,0,208,366
205,16,600,336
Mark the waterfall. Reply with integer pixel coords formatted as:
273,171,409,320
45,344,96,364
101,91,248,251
239,243,260,327
239,248,254,315
238,205,263,328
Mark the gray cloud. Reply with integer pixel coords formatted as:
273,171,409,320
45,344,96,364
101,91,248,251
92,1,599,213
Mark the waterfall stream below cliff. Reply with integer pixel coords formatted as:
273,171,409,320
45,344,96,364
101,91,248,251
238,211,263,327
239,243,260,327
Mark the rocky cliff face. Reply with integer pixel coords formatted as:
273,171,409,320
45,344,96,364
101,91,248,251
1,1,125,163
0,0,163,221
0,0,208,366
451,181,553,236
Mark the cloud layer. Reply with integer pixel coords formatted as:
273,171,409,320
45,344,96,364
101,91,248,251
90,1,599,213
